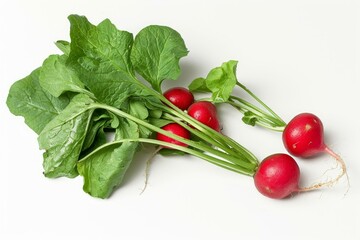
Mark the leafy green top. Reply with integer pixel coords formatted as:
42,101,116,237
6,15,190,198
6,15,261,199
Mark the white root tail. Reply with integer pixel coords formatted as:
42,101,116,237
298,146,349,193
140,146,162,195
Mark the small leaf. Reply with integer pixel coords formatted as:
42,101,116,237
131,25,188,92
242,111,258,126
149,109,162,119
115,118,140,139
206,60,238,103
188,77,210,92
80,126,108,158
82,112,110,151
55,40,70,56
129,100,149,120
109,112,120,128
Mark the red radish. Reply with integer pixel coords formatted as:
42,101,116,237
156,123,190,148
187,101,221,132
254,153,300,199
282,113,348,190
283,113,325,158
163,87,194,110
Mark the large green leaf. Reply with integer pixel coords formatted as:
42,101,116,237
6,68,71,134
78,118,140,199
38,94,96,178
77,141,138,199
131,25,188,92
39,54,93,97
68,15,134,75
67,15,151,108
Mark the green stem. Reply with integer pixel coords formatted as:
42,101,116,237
158,97,259,165
229,96,279,124
163,113,255,165
127,76,257,163
93,103,258,172
162,113,237,155
227,96,286,132
236,81,286,126
79,138,255,176
138,139,255,176
124,76,259,167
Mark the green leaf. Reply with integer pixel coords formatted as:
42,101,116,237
55,40,70,56
77,140,138,198
80,126,108,159
128,100,155,138
6,68,71,134
205,60,238,103
38,94,96,178
129,100,149,120
78,119,140,199
115,117,140,139
131,25,188,92
159,148,186,156
109,112,120,128
188,77,210,92
242,111,258,126
39,54,94,97
149,109,162,119
81,111,110,151
80,127,108,160
68,15,134,75
81,120,107,151
67,14,153,108
149,118,172,128
189,60,238,102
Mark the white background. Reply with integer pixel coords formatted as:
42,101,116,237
1,0,359,239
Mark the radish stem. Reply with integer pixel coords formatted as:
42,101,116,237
91,103,259,175
236,81,285,125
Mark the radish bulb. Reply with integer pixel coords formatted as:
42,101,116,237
283,113,348,191
254,153,300,199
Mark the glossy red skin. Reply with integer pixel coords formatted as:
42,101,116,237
187,101,220,132
283,113,325,158
254,154,300,199
163,87,194,110
156,123,191,148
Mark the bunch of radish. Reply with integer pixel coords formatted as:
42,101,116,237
157,86,348,199
6,16,347,199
